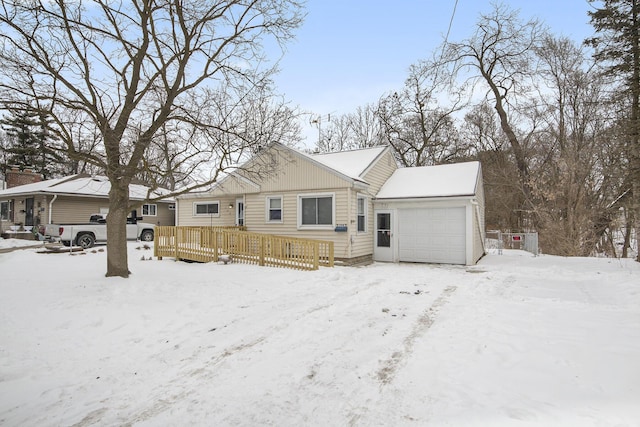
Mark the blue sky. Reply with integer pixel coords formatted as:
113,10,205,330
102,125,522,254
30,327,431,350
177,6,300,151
269,0,596,147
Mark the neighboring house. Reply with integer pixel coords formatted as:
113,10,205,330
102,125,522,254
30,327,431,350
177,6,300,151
176,142,485,265
0,174,175,233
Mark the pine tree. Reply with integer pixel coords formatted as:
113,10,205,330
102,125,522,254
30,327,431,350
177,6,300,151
587,0,640,261
0,107,65,179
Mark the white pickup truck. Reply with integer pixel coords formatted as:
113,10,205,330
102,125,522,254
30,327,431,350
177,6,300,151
42,213,155,249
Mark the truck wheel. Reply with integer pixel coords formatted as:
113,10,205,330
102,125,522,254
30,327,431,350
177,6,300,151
76,233,95,249
140,230,154,242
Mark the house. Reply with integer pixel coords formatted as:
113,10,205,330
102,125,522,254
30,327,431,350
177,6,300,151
0,173,175,233
176,142,485,266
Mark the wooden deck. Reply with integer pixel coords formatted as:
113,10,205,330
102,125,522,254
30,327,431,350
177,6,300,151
154,226,334,271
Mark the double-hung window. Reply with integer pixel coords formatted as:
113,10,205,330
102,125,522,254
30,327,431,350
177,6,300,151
299,193,334,229
266,196,283,222
142,203,157,216
357,195,367,232
193,201,219,216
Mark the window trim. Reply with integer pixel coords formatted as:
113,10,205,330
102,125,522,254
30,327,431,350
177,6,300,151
297,192,335,230
357,194,367,233
265,195,283,223
193,201,220,217
0,200,9,221
142,203,157,217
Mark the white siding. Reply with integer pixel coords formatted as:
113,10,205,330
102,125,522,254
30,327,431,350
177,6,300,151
176,196,237,226
352,150,398,258
244,188,352,259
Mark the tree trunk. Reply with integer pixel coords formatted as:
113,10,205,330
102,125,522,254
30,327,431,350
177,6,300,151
632,0,640,262
106,179,130,278
622,209,632,258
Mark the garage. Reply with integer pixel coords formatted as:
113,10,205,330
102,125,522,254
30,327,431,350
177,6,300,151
373,161,485,266
397,207,466,264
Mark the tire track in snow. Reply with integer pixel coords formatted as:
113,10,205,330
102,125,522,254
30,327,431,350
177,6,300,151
119,277,387,425
376,285,457,386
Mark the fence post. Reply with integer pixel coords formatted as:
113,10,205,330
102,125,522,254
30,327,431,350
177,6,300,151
154,227,161,260
213,229,219,262
313,242,319,270
328,242,334,267
259,235,265,266
174,226,179,260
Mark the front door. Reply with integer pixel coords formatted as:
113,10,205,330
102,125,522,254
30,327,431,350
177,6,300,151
24,197,34,227
236,198,244,226
374,210,393,262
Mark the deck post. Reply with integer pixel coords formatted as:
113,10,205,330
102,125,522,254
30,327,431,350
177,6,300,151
328,242,334,267
313,242,319,270
213,229,219,262
259,235,265,266
174,226,179,260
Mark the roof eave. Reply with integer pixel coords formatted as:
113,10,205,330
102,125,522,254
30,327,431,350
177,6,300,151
374,194,476,203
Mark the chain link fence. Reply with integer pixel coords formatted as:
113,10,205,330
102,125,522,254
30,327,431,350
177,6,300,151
485,230,539,256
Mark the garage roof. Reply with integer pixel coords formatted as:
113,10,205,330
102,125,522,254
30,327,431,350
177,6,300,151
376,161,480,199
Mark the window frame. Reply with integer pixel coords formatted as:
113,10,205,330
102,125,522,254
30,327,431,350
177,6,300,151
297,192,335,230
356,194,367,233
0,200,9,221
142,203,157,217
193,201,220,217
265,195,283,223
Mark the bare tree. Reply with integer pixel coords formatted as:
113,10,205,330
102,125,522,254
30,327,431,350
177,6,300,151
315,104,385,153
377,58,469,166
532,36,617,255
0,0,303,277
446,4,546,208
462,102,522,230
138,81,301,191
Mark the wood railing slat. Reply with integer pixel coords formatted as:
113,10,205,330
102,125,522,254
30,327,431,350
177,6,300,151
154,226,333,271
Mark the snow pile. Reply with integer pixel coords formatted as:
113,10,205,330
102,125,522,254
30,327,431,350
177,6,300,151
0,245,638,426
0,237,43,251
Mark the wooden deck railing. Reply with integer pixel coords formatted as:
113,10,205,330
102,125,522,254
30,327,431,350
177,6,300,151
154,226,334,271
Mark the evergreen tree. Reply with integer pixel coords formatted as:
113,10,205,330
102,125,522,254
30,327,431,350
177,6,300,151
587,0,640,261
0,107,65,179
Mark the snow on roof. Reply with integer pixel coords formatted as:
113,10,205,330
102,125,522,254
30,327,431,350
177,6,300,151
376,161,480,199
0,175,173,201
0,175,77,196
310,146,388,180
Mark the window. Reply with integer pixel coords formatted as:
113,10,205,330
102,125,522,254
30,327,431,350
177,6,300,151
142,204,157,216
299,193,334,228
193,201,219,216
357,195,366,232
377,213,391,247
0,201,9,221
266,196,283,222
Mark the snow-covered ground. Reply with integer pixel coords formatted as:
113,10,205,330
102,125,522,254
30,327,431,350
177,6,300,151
0,237,43,251
0,243,638,426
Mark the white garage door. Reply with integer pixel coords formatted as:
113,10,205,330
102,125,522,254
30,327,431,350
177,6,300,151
397,207,466,264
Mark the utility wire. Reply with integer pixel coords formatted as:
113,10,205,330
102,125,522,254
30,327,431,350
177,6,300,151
444,0,460,46
433,0,459,83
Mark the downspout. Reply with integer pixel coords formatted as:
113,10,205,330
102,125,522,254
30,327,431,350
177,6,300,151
471,199,486,255
48,194,57,224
